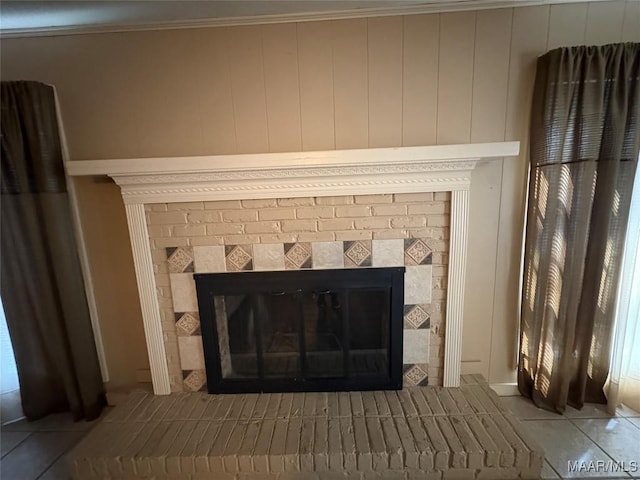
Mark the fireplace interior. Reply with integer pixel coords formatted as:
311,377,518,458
195,268,404,393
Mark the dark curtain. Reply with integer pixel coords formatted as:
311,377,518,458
519,44,640,413
1,81,105,421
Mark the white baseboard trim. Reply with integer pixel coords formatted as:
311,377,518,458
490,383,520,396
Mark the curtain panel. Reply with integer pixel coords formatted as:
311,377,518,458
519,43,640,413
1,81,105,421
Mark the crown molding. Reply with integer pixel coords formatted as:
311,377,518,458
0,0,599,39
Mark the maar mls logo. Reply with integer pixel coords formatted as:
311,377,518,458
568,460,639,474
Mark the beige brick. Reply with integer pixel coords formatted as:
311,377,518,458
204,200,243,209
434,192,450,201
206,223,244,235
188,211,221,223
155,275,171,287
298,232,335,242
428,216,449,227
188,236,224,246
154,263,168,274
296,206,334,219
221,209,259,223
373,230,408,240
240,198,277,208
372,204,407,216
354,194,393,204
318,219,354,231
172,225,207,237
431,240,449,253
335,230,372,241
278,197,315,206
151,248,168,262
260,234,298,244
408,203,447,215
316,195,354,205
222,234,261,245
394,192,434,203
335,205,371,218
154,238,188,248
148,225,172,238
148,211,188,225
390,216,427,228
281,220,317,232
476,468,519,479
354,217,390,230
245,221,281,234
167,202,204,211
149,204,169,212
259,208,296,221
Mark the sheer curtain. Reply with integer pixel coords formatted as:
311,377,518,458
607,156,640,413
519,44,640,413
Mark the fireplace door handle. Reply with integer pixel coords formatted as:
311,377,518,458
270,291,286,296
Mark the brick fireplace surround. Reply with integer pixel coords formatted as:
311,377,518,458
67,142,520,396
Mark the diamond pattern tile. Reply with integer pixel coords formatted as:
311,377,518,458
225,245,253,271
403,364,429,387
284,242,312,269
175,312,200,336
343,240,372,268
166,247,194,273
182,370,206,392
404,238,432,266
403,305,430,329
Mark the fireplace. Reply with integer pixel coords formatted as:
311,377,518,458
66,142,520,394
195,268,405,393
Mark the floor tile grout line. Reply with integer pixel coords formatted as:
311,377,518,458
0,431,32,459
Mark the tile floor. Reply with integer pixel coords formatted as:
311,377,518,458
2,396,639,480
501,396,640,479
1,411,106,480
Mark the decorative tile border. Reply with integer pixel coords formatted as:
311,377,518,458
343,240,372,268
284,242,312,269
225,245,253,271
175,312,200,336
404,304,430,329
166,246,194,273
182,369,207,392
403,363,429,387
168,238,438,390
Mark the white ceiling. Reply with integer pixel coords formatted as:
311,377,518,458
0,0,602,37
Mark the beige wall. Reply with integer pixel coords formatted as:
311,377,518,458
2,1,638,389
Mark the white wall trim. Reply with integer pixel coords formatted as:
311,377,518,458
490,383,520,396
54,88,109,382
123,204,171,395
67,142,519,394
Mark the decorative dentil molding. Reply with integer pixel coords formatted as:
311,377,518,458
67,142,520,394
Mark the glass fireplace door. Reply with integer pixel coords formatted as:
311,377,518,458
196,268,404,394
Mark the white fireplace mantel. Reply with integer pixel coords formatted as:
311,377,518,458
67,142,520,395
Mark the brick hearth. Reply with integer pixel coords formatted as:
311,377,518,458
68,375,543,479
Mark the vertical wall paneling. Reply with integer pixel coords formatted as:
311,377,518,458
585,1,625,45
368,16,404,147
622,1,640,42
193,27,238,155
41,35,144,160
332,19,369,149
547,3,587,50
297,21,335,151
402,14,439,147
261,23,302,153
491,6,550,384
129,30,205,157
437,12,476,144
227,26,270,153
463,8,513,377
